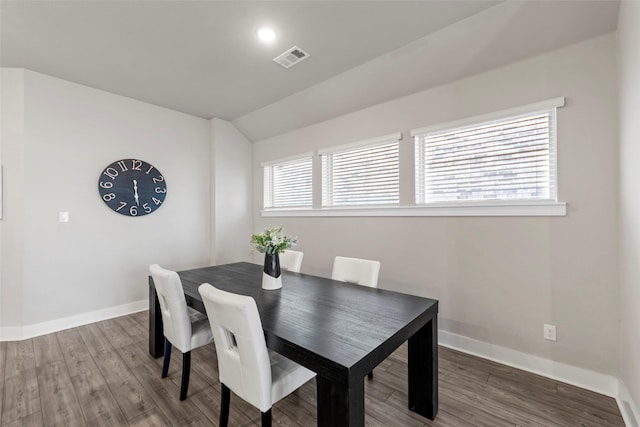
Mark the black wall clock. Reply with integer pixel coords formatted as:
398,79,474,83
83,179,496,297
98,159,167,216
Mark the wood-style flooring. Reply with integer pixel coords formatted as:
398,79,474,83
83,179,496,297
0,311,625,426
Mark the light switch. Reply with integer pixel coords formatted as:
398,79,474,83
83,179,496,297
59,211,69,223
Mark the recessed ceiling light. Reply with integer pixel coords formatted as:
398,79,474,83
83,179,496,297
257,27,276,42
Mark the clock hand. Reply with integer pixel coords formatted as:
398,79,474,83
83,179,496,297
133,180,140,206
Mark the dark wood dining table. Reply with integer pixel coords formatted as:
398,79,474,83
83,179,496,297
148,262,438,427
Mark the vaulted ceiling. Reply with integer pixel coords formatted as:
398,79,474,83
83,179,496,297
0,1,620,141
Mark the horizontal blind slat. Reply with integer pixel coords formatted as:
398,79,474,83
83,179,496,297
425,154,549,174
427,118,550,146
425,158,550,177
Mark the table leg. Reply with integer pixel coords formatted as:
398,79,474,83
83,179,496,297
148,276,164,358
316,375,364,427
408,316,438,419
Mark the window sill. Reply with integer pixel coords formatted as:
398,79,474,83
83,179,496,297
261,201,567,217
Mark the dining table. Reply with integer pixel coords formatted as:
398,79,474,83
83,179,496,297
148,261,438,427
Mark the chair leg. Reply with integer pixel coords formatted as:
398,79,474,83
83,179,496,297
261,409,272,427
220,383,231,427
179,351,191,401
368,370,374,380
161,339,171,378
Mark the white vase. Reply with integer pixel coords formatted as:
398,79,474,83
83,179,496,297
262,253,282,290
262,272,282,290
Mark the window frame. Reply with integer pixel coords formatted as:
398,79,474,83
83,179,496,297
410,97,566,215
261,153,313,211
319,133,401,208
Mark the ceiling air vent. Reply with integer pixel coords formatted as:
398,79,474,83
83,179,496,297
273,46,310,69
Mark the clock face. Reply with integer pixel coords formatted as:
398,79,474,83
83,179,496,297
98,159,167,216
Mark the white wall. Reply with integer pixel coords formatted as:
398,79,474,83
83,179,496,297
617,0,640,423
0,69,212,339
253,34,619,385
0,69,26,331
211,118,253,265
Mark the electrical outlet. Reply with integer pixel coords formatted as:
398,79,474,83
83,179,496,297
59,211,69,223
544,324,557,341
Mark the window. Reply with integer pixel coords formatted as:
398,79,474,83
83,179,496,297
261,99,566,217
320,133,400,207
263,155,312,209
414,98,564,205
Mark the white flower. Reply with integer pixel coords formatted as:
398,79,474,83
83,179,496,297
250,226,297,255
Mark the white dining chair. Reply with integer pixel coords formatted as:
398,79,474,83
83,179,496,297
332,255,381,378
331,256,380,288
149,264,214,401
279,250,304,273
198,283,315,427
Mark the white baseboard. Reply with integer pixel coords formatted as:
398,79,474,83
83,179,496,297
618,380,640,427
438,329,619,397
0,299,148,341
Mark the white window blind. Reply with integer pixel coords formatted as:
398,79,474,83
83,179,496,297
263,156,312,209
414,99,562,204
321,134,400,207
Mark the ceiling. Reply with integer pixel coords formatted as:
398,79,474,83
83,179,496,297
0,1,620,141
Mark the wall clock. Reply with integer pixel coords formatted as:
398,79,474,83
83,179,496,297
98,159,167,216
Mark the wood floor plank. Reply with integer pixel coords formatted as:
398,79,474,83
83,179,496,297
70,369,128,427
96,319,136,350
371,356,413,395
0,341,6,421
444,368,625,427
180,343,219,388
58,324,131,425
189,385,257,426
364,393,427,427
146,346,214,398
1,312,627,427
557,382,621,415
57,328,100,379
439,357,492,384
74,323,114,358
295,378,318,406
2,340,41,426
439,387,552,427
92,349,157,421
128,310,148,329
440,347,623,427
487,374,625,426
127,407,171,427
112,315,148,344
440,346,557,394
33,333,64,366
365,367,406,402
440,370,565,427
2,410,44,427
437,390,517,427
266,406,306,427
116,343,211,426
277,380,318,425
36,360,86,427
